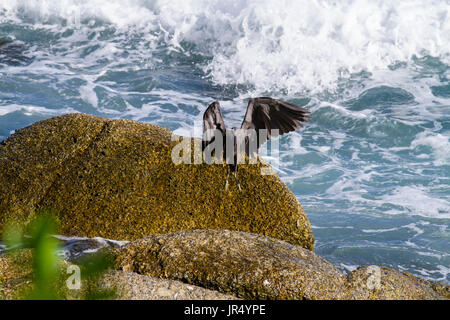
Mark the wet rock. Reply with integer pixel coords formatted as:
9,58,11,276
0,250,34,299
0,114,107,227
0,113,314,250
113,230,449,300
0,249,237,300
113,229,346,300
102,271,239,300
0,249,71,300
345,266,449,300
1,232,448,300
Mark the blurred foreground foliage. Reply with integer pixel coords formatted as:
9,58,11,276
1,211,116,300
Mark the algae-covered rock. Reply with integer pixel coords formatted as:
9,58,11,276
2,232,447,300
345,266,449,300
0,114,107,225
0,250,237,300
113,229,346,300
113,230,449,300
102,271,239,300
0,249,72,300
0,113,314,250
0,250,34,299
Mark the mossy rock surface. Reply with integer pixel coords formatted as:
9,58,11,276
0,113,314,250
103,271,239,300
0,250,34,299
345,266,449,300
0,250,237,300
0,249,71,300
113,230,449,300
114,229,347,300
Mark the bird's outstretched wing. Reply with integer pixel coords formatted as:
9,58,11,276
240,97,310,155
202,101,227,151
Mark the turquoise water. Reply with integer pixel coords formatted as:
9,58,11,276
0,0,449,283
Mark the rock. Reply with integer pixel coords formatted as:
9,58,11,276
113,229,449,300
0,250,34,299
113,229,347,300
2,232,448,300
0,113,314,250
0,114,106,227
0,249,237,300
101,271,239,300
0,249,71,300
345,266,449,300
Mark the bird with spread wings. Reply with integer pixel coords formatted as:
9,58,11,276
202,97,310,191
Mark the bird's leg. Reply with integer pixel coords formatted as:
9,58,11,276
224,166,230,192
233,170,242,191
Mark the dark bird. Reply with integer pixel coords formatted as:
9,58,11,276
202,97,310,191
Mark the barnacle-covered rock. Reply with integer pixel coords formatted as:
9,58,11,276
113,229,449,300
0,113,314,250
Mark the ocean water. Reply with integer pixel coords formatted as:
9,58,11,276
0,0,449,283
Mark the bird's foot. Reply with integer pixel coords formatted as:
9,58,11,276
224,179,229,193
233,172,242,192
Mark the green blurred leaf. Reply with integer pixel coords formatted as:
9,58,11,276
2,210,116,300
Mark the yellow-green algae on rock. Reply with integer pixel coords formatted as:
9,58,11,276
0,250,238,300
0,113,314,250
0,250,34,299
345,266,449,300
114,229,346,300
113,230,449,300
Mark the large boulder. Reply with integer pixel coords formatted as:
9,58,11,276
2,231,447,300
113,230,449,300
113,229,347,300
345,266,449,300
102,271,238,300
0,250,236,300
0,250,34,299
0,113,314,250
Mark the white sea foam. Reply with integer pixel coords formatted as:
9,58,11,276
417,251,445,259
411,131,450,166
54,235,129,258
1,0,449,94
381,186,450,219
339,263,359,273
123,89,211,129
79,83,98,108
0,104,78,116
54,234,129,247
362,227,399,233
